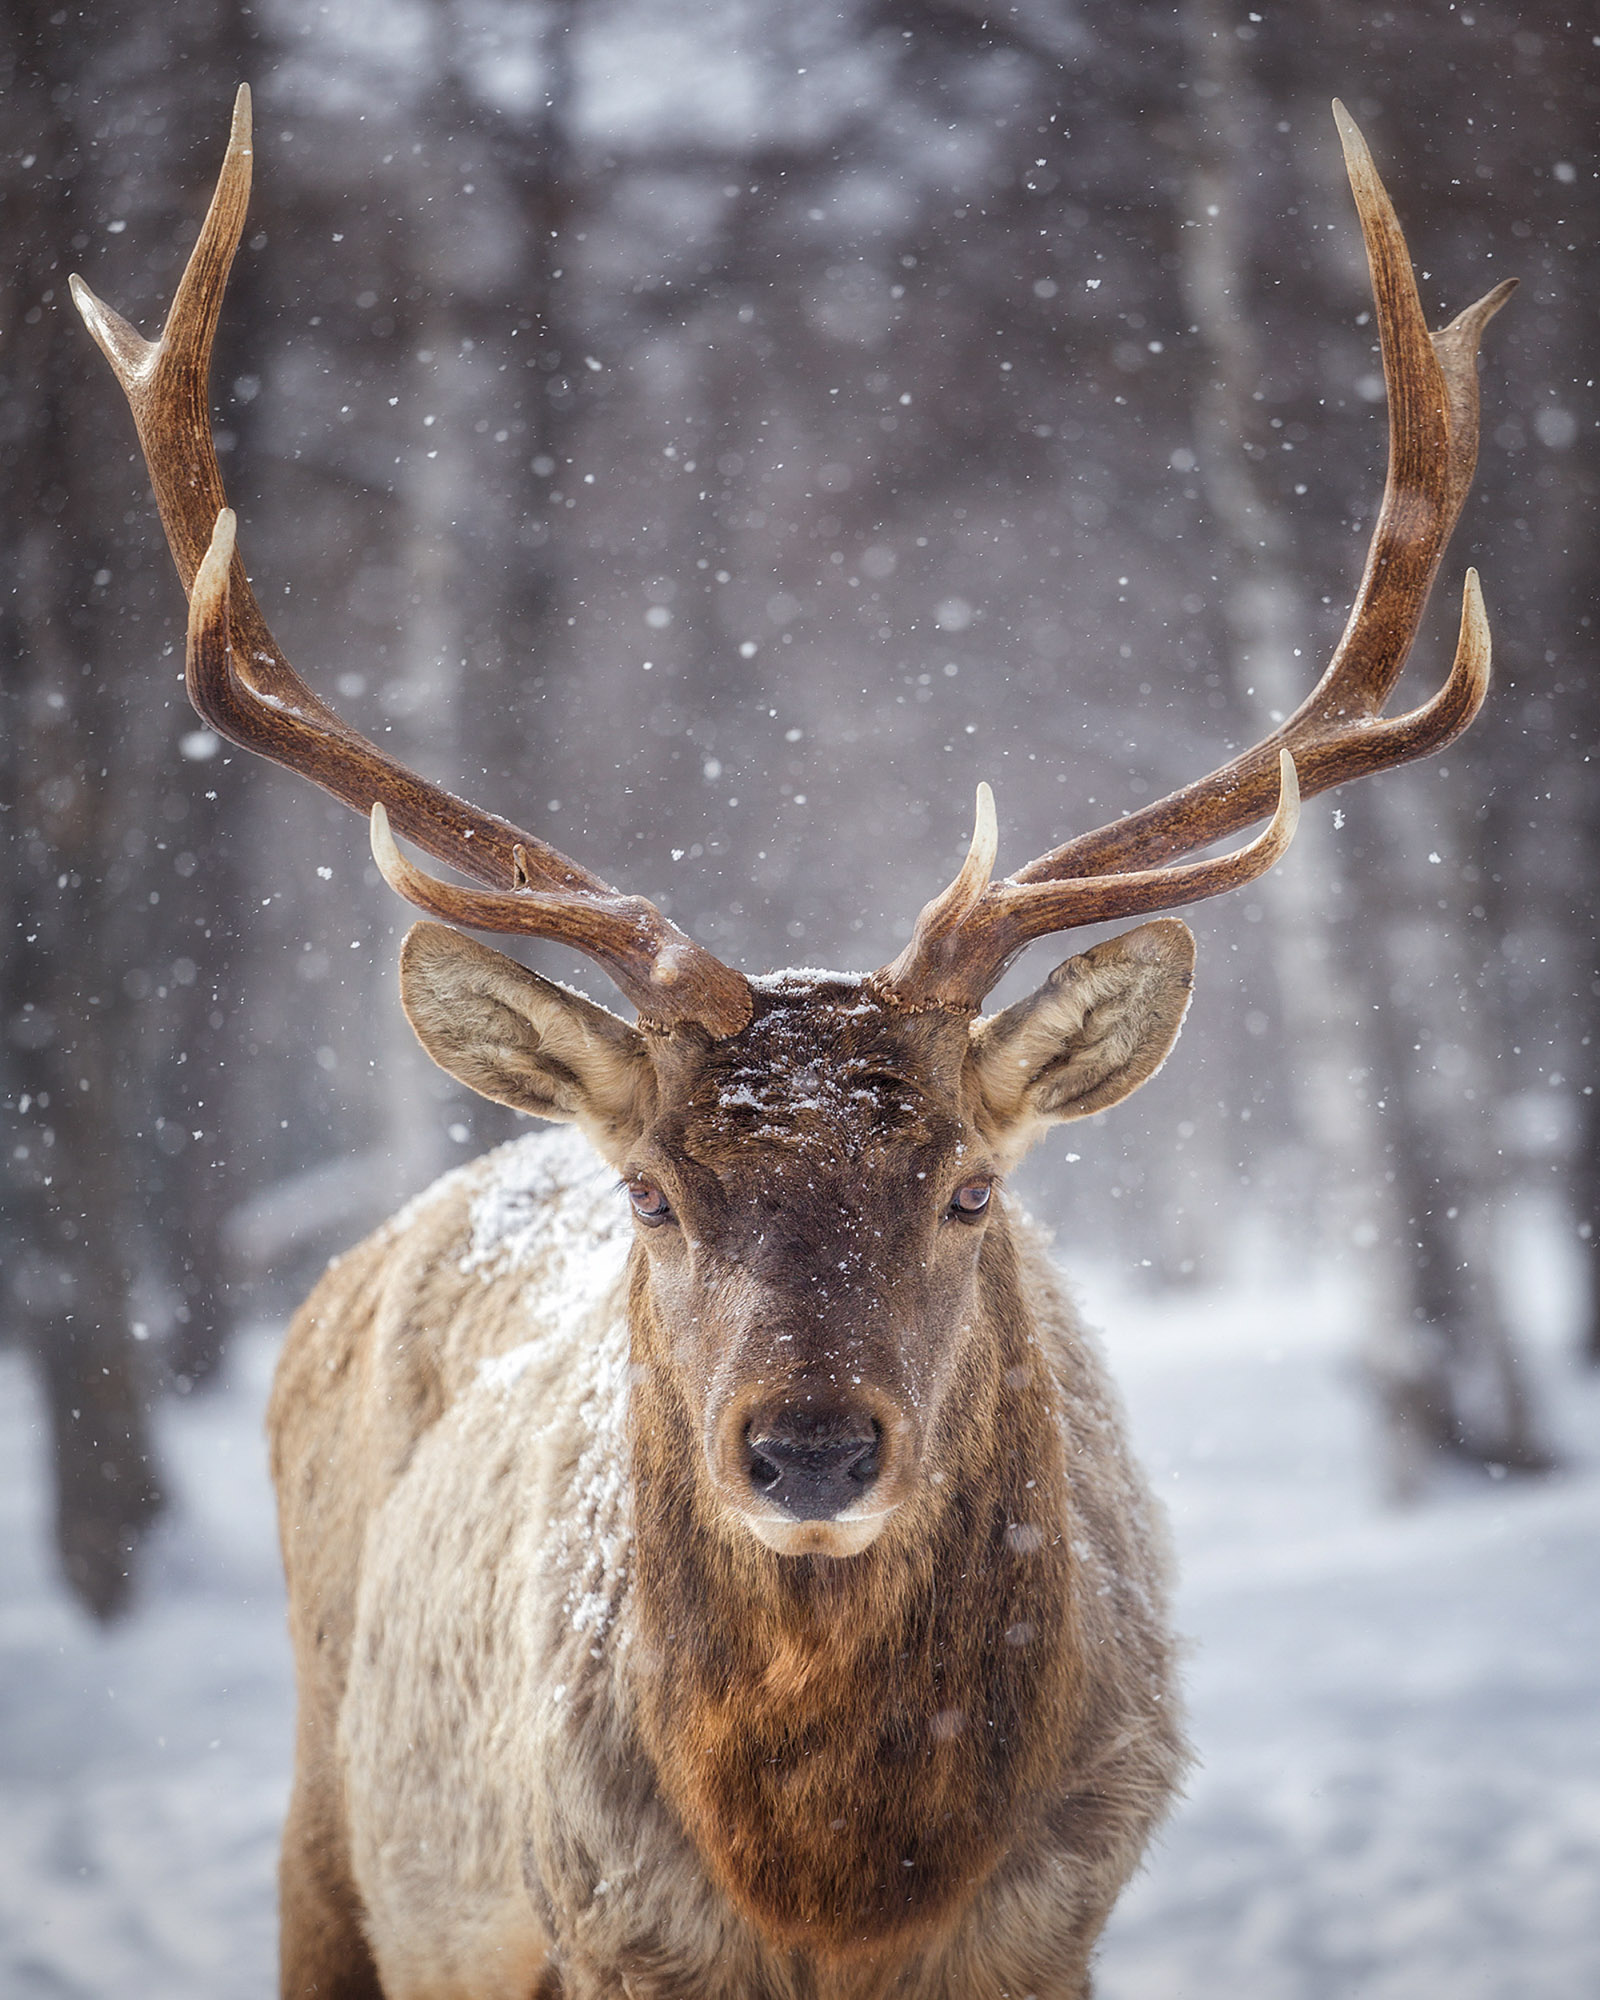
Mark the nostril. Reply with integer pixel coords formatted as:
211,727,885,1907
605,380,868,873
748,1450,781,1492
845,1423,882,1487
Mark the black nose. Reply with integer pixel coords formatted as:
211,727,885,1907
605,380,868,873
745,1414,882,1520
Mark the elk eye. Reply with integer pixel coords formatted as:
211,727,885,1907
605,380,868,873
950,1180,992,1219
627,1181,673,1224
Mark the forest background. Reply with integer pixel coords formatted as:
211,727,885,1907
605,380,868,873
3,2,1599,1993
1,0,1595,1636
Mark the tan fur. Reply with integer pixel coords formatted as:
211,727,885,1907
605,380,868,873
398,926,654,1151
970,919,1196,1158
271,933,1193,1998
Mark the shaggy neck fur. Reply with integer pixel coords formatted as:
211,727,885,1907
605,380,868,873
626,1219,1085,1962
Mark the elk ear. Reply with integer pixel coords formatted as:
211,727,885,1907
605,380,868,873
398,923,654,1150
967,918,1195,1146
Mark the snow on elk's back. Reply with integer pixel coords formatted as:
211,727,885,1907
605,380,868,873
461,1123,626,1288
455,1126,636,1652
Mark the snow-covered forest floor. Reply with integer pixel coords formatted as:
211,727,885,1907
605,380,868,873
2,1203,1596,1999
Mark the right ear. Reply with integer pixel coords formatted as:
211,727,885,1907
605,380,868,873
966,917,1196,1161
398,923,655,1153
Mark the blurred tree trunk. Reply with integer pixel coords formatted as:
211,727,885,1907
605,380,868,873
1360,828,1553,1470
1578,1089,1600,1366
0,1,262,1613
3,2,165,1618
1181,0,1551,1496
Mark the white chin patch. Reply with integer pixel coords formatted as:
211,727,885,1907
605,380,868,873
743,1509,893,1558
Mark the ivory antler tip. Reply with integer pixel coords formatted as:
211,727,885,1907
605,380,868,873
369,801,404,883
1331,99,1376,180
1275,749,1301,832
1459,567,1491,673
190,508,236,620
67,272,146,370
67,273,106,346
965,780,999,889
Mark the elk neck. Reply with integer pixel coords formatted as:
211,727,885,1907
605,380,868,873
625,1207,1087,1958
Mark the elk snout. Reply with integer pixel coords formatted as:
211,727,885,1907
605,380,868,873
718,1392,911,1557
744,1412,882,1520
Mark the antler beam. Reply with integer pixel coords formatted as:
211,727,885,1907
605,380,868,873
74,86,751,1038
879,102,1508,1011
78,91,1504,1035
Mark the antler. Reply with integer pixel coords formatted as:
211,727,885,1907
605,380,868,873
879,102,1511,1012
73,86,752,1039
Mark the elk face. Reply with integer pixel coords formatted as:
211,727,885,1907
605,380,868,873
623,975,993,1559
399,917,1195,1558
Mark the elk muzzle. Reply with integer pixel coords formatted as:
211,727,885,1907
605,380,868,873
745,1409,882,1519
712,1384,914,1558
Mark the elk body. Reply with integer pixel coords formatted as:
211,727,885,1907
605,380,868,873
76,91,1509,2000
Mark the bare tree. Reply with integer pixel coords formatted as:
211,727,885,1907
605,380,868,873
1,0,266,1612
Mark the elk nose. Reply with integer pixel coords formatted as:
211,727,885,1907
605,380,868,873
745,1417,882,1520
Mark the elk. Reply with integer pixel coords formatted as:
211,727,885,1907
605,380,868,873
76,88,1508,2000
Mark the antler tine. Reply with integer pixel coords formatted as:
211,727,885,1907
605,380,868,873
367,807,749,1033
82,91,752,1039
879,105,1505,1012
878,756,1301,1007
1014,103,1508,885
886,785,998,980
186,506,751,1038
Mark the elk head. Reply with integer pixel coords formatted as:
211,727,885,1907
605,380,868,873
75,90,1508,1559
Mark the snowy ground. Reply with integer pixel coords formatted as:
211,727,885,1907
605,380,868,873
1090,1228,1600,2000
2,1208,1597,1998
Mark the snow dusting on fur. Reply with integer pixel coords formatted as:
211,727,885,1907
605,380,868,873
561,1322,634,1652
747,966,865,991
458,1127,636,1653
475,1342,541,1394
710,984,928,1145
461,1123,624,1284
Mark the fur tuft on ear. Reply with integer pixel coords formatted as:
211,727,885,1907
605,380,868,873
398,923,653,1152
967,918,1195,1150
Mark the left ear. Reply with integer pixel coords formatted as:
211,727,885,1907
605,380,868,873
966,918,1195,1149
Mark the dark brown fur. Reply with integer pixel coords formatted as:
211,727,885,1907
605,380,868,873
630,1229,1084,1953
